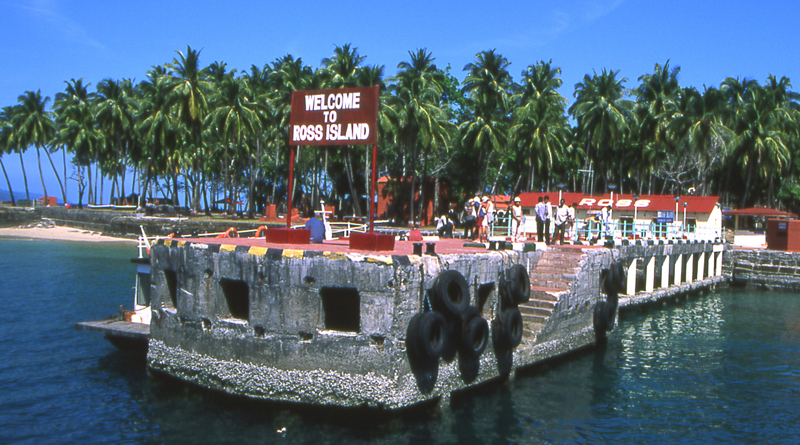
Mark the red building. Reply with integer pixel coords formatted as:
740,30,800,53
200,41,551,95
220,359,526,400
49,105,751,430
377,176,452,226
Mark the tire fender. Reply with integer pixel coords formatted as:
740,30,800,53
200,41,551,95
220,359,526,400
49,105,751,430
431,270,470,318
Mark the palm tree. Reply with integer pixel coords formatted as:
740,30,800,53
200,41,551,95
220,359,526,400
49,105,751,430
54,78,96,205
511,60,569,191
321,44,368,216
95,79,137,204
206,75,263,214
0,107,17,205
54,79,101,208
569,69,632,193
725,82,793,206
267,55,316,209
460,49,515,194
137,66,179,208
633,61,681,193
169,46,211,209
389,49,451,224
667,86,733,196
12,90,61,205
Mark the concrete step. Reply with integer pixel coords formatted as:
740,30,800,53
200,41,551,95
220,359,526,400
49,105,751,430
530,288,559,300
519,305,552,317
523,298,556,310
532,271,576,282
523,323,545,338
537,258,583,266
533,265,581,275
529,279,570,290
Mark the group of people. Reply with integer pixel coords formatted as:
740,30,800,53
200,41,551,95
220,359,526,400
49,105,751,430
445,194,614,245
461,195,496,242
534,196,577,245
462,194,533,243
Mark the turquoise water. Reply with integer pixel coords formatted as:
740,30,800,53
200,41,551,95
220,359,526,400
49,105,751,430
1,238,800,444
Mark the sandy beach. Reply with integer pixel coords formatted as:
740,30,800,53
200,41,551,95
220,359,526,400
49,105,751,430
0,225,136,243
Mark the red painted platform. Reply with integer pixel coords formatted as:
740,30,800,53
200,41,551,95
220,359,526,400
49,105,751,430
167,236,603,256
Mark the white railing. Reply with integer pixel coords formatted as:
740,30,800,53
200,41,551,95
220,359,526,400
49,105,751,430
489,217,722,244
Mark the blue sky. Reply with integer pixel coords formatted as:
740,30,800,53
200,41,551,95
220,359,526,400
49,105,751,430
1,0,798,203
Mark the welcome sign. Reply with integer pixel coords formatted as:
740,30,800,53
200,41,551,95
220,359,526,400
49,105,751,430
289,86,379,146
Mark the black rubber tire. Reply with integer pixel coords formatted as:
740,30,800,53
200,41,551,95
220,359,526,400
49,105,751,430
612,261,625,293
505,264,531,304
461,312,489,360
431,270,470,318
499,308,523,349
418,311,447,362
594,301,608,333
406,312,424,364
603,299,617,331
602,268,614,295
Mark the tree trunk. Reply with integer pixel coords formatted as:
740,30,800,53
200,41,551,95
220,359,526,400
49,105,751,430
87,164,93,205
271,142,281,205
0,158,15,205
109,176,117,205
433,149,441,221
36,147,48,205
408,143,418,226
418,152,428,225
44,147,66,204
62,147,67,203
741,162,753,208
343,146,362,216
120,166,126,204
18,151,30,201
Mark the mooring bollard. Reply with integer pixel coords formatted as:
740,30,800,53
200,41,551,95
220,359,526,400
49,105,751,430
425,242,436,255
413,243,423,255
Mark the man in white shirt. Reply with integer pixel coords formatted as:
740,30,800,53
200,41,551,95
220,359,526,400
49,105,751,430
511,197,525,241
553,199,570,245
544,195,553,245
601,205,612,238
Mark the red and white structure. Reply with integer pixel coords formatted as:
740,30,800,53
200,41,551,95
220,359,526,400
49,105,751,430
507,192,723,242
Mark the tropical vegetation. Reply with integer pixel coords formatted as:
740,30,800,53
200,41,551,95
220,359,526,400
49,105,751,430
1,46,799,221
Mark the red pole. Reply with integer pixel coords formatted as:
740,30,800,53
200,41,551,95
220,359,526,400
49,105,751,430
370,144,377,233
287,146,295,231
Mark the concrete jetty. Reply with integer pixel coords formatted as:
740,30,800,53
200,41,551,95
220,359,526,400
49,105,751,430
141,234,726,409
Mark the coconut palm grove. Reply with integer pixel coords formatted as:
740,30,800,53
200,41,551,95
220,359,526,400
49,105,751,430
1,44,798,220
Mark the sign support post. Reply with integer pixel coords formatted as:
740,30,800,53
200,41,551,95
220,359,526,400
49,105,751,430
370,143,377,234
275,85,392,250
286,146,295,231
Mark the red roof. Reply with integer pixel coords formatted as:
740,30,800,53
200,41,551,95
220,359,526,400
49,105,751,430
724,207,796,217
515,192,720,213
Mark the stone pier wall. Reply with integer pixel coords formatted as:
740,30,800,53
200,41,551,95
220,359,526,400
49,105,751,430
144,238,730,409
146,240,553,408
726,248,800,290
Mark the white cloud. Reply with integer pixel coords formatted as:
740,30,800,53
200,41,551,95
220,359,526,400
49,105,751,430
582,0,626,21
19,0,104,49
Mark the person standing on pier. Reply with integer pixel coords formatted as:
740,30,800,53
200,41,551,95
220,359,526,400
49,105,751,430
569,202,578,241
534,197,546,243
463,202,476,239
553,199,570,245
601,205,612,238
544,196,553,245
511,197,524,241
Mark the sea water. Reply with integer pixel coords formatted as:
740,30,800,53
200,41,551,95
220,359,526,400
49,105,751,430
1,238,799,444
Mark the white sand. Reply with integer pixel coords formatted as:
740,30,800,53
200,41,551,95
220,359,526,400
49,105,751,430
0,225,136,243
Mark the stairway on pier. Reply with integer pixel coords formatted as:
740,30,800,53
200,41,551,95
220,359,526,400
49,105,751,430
520,246,585,340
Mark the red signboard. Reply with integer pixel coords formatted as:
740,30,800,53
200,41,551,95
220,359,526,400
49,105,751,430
289,86,379,146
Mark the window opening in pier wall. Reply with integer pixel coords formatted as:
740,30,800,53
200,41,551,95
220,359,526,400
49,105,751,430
163,270,178,308
320,287,360,333
219,278,249,320
477,282,495,312
137,272,151,306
